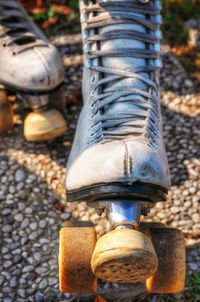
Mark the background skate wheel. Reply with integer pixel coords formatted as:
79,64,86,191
145,227,186,293
0,88,13,133
24,108,67,141
59,221,97,293
91,229,158,283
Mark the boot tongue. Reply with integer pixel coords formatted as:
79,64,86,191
96,0,150,115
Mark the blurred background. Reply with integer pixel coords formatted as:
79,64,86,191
21,0,200,90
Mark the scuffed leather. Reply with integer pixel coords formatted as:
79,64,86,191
0,0,64,91
66,0,171,193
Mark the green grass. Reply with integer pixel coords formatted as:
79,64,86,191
162,0,200,45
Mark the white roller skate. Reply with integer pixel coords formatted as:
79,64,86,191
0,0,67,141
59,0,185,299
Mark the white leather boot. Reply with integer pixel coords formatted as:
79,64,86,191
0,0,67,140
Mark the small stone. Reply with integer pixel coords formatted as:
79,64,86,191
15,169,26,182
18,189,29,200
21,237,28,245
189,263,198,271
60,212,70,220
29,232,38,240
21,218,29,229
170,207,180,214
9,185,16,194
10,276,17,288
49,278,57,286
2,208,11,216
35,292,44,302
30,222,37,231
39,220,46,229
15,213,23,222
39,279,48,289
18,288,26,298
34,252,42,261
36,267,47,274
25,207,33,214
18,202,26,211
192,213,200,224
185,79,193,87
2,224,12,233
27,257,34,265
4,299,12,302
22,265,34,273
4,261,12,268
2,287,12,294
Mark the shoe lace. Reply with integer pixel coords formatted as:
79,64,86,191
83,0,162,146
0,0,48,54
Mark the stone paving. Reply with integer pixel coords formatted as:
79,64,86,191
0,34,199,302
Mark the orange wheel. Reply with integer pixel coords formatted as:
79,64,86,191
146,227,186,293
59,221,97,294
0,88,13,133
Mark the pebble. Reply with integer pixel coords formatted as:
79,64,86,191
36,267,48,274
2,225,12,233
39,279,48,290
192,214,200,224
15,169,26,182
29,232,38,241
35,292,44,302
15,213,23,222
21,218,29,229
34,253,42,261
10,276,17,288
22,266,34,273
18,288,26,298
170,207,180,214
30,222,38,231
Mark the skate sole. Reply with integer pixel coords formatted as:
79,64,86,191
67,182,167,203
0,79,63,95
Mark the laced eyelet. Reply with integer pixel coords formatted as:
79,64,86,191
90,89,95,97
91,75,97,84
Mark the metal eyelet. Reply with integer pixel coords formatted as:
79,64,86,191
90,75,96,84
90,89,95,97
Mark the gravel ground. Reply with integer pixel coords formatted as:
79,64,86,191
0,34,199,302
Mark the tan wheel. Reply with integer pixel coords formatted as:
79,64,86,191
59,221,97,293
0,88,13,133
146,227,186,293
24,108,67,141
91,229,158,283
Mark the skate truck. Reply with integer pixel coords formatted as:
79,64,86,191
58,0,186,300
0,0,67,141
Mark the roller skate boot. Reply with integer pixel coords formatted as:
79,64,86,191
59,0,185,298
0,0,67,141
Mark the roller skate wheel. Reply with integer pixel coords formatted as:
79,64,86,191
146,227,186,293
0,88,13,133
91,228,158,283
24,108,67,141
59,221,97,293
